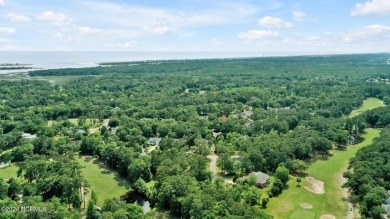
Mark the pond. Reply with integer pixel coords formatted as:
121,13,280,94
121,191,152,213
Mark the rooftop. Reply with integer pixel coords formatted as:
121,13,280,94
243,171,270,184
21,133,37,139
146,137,162,146
382,204,390,216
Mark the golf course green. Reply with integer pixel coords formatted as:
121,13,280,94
266,98,383,219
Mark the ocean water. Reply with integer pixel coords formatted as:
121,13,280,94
0,51,270,74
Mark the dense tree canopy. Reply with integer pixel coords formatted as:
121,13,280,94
0,54,390,218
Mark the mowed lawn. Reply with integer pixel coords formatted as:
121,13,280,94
349,98,384,118
0,164,18,179
77,157,131,206
266,128,381,219
266,98,384,218
48,118,101,127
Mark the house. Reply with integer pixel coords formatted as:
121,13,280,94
218,115,228,121
146,137,162,146
382,190,390,218
110,127,119,135
198,116,208,120
387,190,390,204
233,111,253,119
212,131,222,138
69,140,82,146
243,171,270,188
68,129,86,138
382,204,390,218
241,111,253,119
21,133,37,139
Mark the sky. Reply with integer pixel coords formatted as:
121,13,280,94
0,0,389,53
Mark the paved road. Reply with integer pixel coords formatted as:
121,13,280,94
346,197,353,219
342,176,354,219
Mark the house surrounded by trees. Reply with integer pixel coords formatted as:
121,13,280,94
243,171,270,188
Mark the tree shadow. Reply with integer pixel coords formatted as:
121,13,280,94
292,172,308,178
86,157,132,190
335,146,347,151
114,175,132,189
319,156,330,161
100,170,111,174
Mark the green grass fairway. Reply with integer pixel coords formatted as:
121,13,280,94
349,98,384,118
290,210,316,219
77,157,131,206
0,164,19,179
266,128,380,219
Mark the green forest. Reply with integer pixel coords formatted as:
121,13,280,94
1,53,390,219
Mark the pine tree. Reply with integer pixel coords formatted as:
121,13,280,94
86,200,98,219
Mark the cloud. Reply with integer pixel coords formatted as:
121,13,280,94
281,36,328,48
81,1,260,31
211,38,224,46
5,45,16,50
341,24,390,42
293,11,306,21
106,41,138,48
238,29,279,40
6,13,31,22
0,27,16,34
143,25,171,35
351,0,390,16
0,0,4,6
0,37,10,43
37,11,73,26
52,32,74,42
78,26,107,35
258,16,293,28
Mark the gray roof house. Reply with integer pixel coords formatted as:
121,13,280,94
382,190,390,218
146,137,162,146
21,133,37,139
233,111,253,119
243,171,270,188
110,127,119,135
382,204,390,218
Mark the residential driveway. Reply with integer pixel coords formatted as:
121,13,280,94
207,154,233,184
207,154,218,175
89,119,110,134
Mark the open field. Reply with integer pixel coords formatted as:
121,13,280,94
48,118,101,127
33,75,103,85
0,164,18,179
349,98,384,118
266,128,380,219
0,73,93,85
77,156,131,206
